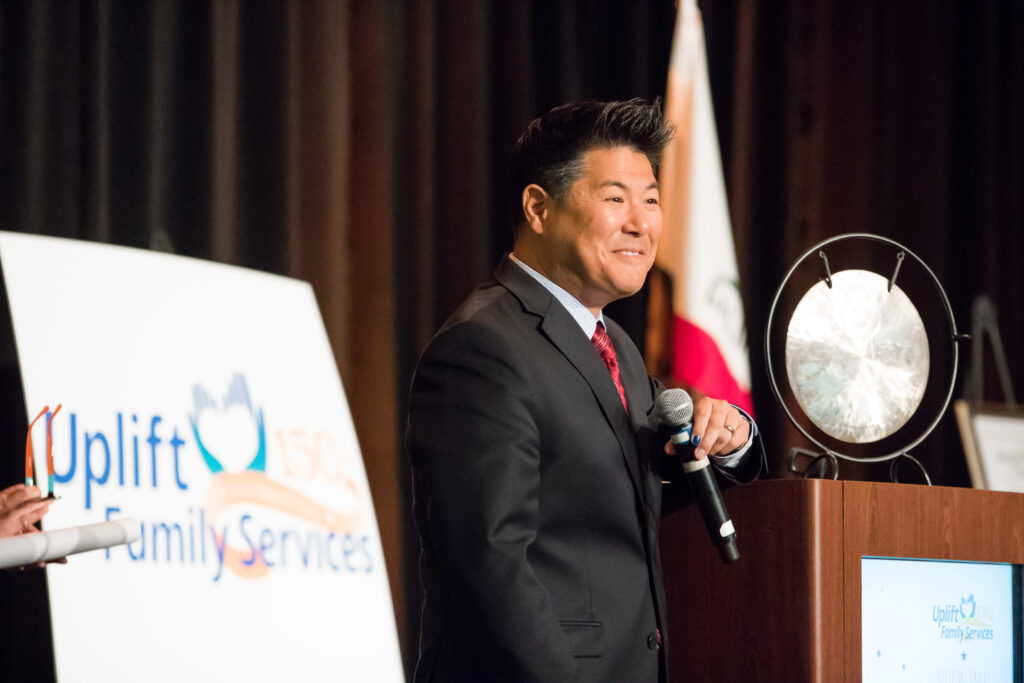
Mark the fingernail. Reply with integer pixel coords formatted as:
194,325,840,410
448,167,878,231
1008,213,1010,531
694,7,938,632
693,435,701,446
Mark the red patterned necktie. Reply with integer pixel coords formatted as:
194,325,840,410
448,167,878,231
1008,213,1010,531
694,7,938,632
591,322,628,411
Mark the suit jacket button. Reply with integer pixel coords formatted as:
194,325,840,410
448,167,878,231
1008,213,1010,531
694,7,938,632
647,632,660,651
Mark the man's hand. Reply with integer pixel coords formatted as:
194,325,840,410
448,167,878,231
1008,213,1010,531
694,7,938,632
692,398,749,459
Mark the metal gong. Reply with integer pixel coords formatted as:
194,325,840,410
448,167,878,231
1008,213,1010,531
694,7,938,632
785,269,929,443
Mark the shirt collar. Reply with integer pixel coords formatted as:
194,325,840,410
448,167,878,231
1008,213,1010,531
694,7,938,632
509,252,603,339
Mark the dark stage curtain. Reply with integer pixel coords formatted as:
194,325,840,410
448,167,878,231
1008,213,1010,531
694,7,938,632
704,1,1024,484
1,1,1022,678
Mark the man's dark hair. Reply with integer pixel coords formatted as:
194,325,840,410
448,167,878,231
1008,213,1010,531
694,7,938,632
510,98,675,230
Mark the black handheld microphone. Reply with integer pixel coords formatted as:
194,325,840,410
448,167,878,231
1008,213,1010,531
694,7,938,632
654,388,740,564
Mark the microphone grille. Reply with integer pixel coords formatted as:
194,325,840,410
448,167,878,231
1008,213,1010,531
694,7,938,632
654,388,693,427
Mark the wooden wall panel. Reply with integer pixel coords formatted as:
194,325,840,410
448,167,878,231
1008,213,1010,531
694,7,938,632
662,478,1024,681
842,481,1024,681
661,479,845,681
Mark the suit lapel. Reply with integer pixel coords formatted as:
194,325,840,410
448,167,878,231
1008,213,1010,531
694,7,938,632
608,320,651,431
607,318,662,516
494,256,647,502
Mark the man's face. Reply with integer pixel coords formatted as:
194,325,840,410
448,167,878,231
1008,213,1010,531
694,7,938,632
539,146,662,312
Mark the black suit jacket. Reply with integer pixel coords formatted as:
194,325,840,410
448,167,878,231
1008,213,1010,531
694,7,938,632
408,255,759,682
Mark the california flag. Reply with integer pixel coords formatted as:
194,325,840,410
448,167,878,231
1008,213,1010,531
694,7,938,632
647,0,753,414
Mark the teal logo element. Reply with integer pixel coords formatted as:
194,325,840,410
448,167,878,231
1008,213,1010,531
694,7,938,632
189,373,266,474
960,594,976,619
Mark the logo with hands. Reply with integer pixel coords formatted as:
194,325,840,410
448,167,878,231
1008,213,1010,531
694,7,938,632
189,374,266,474
960,594,976,620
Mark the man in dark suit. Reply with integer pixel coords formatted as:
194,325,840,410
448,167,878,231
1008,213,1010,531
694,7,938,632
408,99,761,682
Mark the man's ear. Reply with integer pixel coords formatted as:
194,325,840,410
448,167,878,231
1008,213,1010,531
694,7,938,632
522,184,549,235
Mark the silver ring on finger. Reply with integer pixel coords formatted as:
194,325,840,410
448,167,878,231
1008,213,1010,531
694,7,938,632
724,424,735,435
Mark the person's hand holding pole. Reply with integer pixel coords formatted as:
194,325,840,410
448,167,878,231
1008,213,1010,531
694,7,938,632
0,483,53,538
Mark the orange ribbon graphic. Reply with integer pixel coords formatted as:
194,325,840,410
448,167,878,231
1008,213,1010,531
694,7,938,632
205,471,363,579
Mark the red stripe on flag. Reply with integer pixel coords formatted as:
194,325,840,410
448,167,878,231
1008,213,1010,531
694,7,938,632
673,315,754,416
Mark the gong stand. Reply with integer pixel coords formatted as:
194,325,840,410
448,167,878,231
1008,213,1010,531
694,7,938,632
765,234,969,483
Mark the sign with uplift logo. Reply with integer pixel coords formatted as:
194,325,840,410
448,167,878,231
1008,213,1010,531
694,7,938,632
0,232,403,682
862,557,1015,681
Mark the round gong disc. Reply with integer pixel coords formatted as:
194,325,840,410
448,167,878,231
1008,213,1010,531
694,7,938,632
785,269,929,443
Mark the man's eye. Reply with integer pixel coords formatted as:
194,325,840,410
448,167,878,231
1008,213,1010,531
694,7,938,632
606,196,624,203
646,197,659,205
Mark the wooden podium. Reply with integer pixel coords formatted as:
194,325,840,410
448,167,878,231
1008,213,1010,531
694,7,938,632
660,478,1024,681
